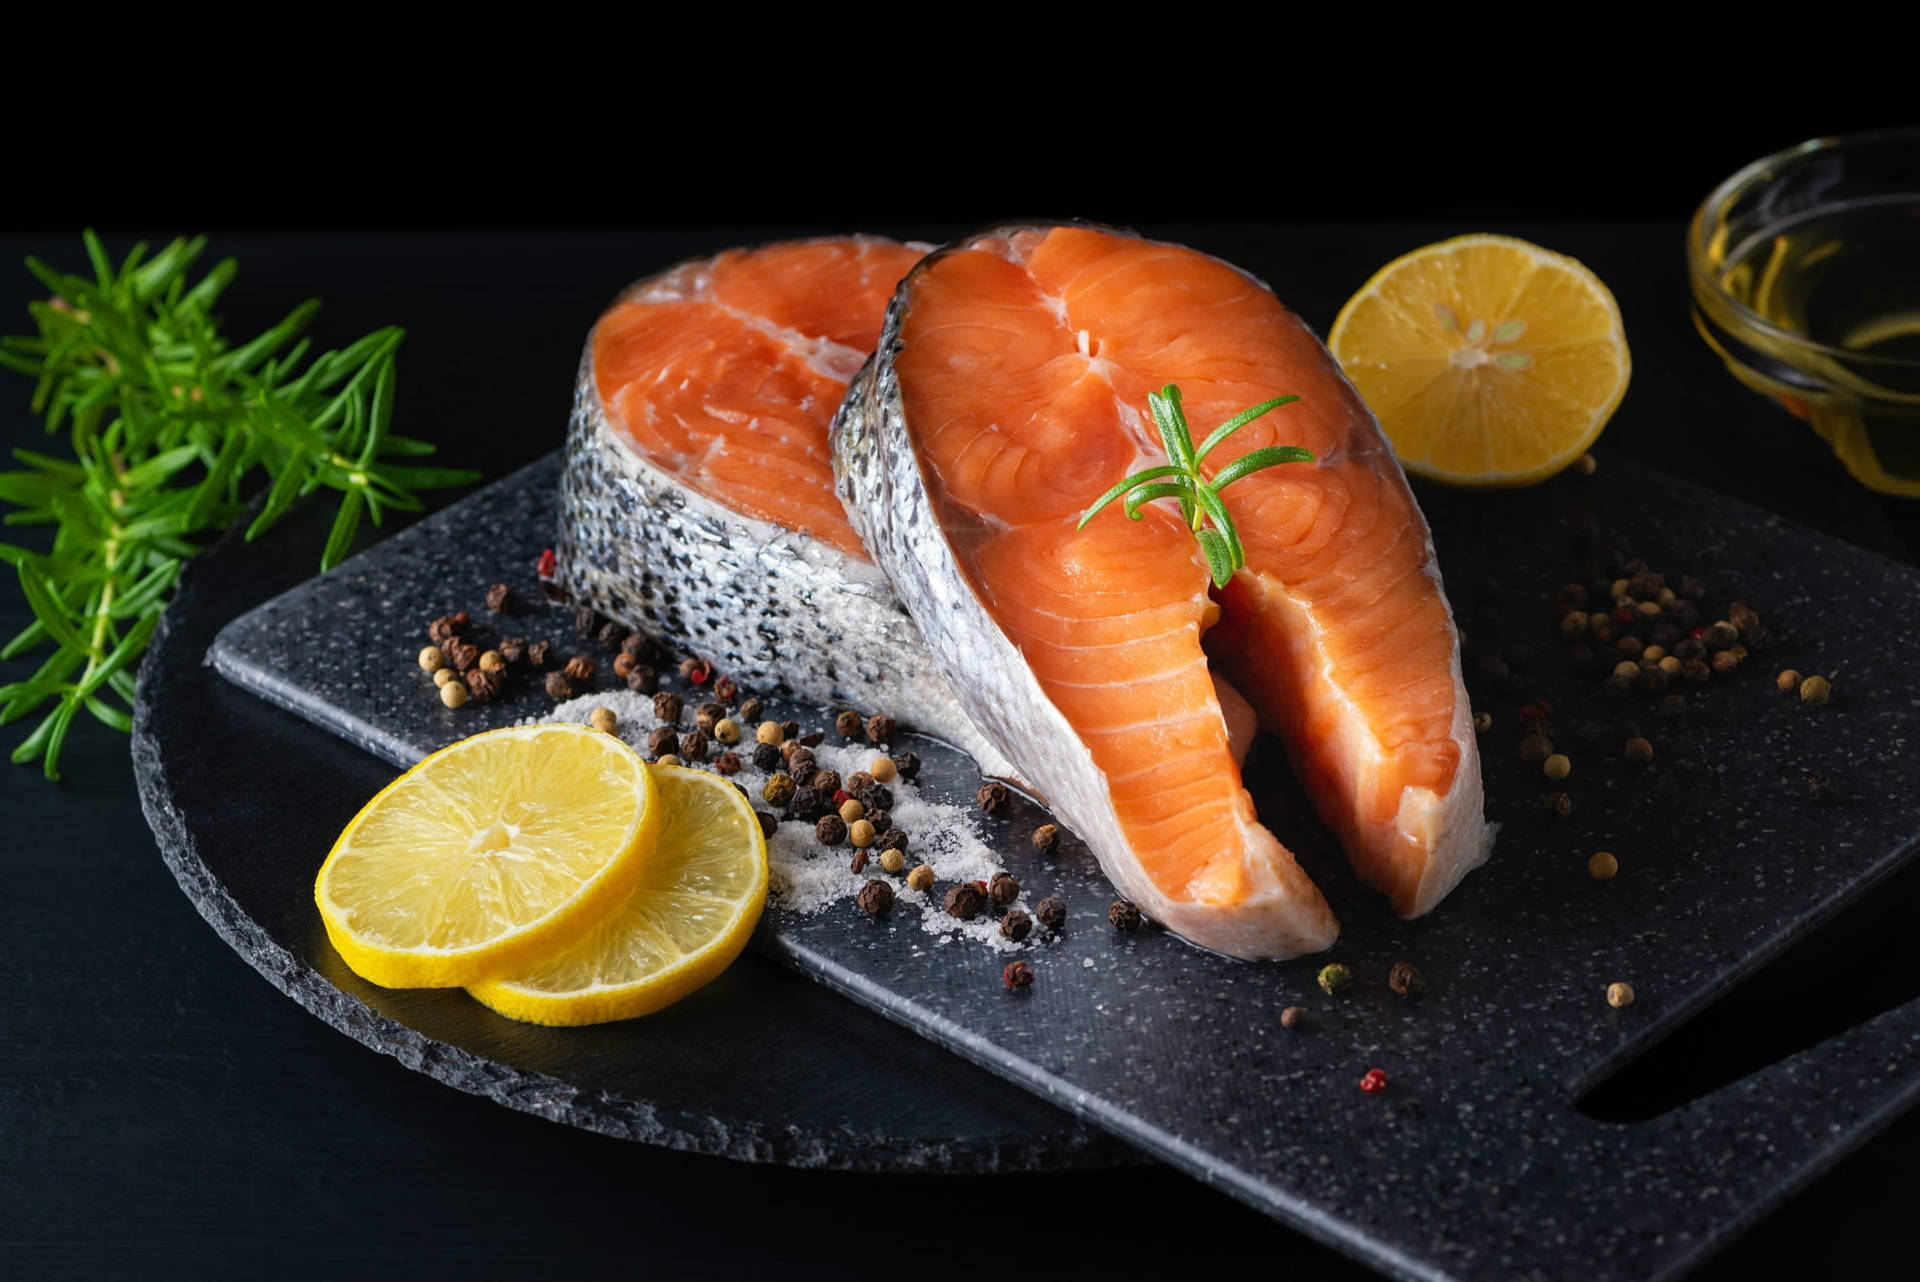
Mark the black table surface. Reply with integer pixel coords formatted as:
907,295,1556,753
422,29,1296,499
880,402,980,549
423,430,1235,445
3,224,1916,1281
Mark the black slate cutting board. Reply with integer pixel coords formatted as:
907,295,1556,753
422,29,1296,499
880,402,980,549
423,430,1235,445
200,451,1920,1281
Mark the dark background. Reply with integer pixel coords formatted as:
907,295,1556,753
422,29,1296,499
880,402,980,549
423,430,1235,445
4,106,1918,1281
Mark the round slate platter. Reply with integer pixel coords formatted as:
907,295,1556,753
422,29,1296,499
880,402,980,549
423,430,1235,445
130,498,1131,1172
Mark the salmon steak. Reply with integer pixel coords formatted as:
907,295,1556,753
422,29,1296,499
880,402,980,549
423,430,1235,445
835,224,1492,959
556,236,1009,775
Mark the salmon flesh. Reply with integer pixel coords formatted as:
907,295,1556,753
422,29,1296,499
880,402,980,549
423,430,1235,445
556,236,1011,775
834,225,1493,959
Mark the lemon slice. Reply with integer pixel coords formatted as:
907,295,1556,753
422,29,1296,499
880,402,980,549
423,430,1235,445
315,723,659,989
1328,234,1631,486
468,765,768,1026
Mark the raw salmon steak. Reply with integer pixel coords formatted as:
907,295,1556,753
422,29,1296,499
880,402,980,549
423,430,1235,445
835,225,1492,959
557,236,1008,774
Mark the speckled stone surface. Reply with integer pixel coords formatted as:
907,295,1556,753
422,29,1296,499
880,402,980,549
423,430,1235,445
206,450,1920,1281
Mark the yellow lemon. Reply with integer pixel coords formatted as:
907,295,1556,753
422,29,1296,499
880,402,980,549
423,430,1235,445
315,722,659,989
468,764,768,1026
1329,234,1630,486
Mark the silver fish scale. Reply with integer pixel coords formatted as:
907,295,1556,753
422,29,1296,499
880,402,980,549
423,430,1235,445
556,347,1010,776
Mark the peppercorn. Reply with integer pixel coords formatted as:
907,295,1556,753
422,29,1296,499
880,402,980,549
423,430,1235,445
1775,668,1801,694
876,848,905,875
907,864,935,892
1280,1006,1307,1030
1359,1068,1389,1094
1609,577,1630,601
1681,657,1711,685
586,706,617,735
1543,791,1574,818
1035,896,1066,930
1710,649,1740,678
612,652,637,680
987,872,1020,906
977,780,1011,815
877,827,908,853
674,656,703,682
1602,672,1632,700
1657,694,1688,721
944,883,985,920
678,731,709,763
812,769,843,795
644,727,677,758
779,719,802,742
838,799,865,824
999,909,1033,942
848,849,868,874
848,819,877,848
755,721,784,747
736,696,764,723
779,786,816,820
614,665,651,696
783,742,814,767
1611,660,1639,682
1107,899,1142,932
1510,733,1549,767
762,774,796,806
713,675,740,702
1588,850,1619,880
1316,963,1352,996
1705,621,1738,651
1388,962,1426,998
430,611,470,644
1541,754,1570,782
865,713,897,744
439,679,469,709
754,811,777,839
857,880,894,917
835,710,865,739
445,640,480,672
587,622,626,655
713,751,742,776
417,645,446,674
1678,575,1706,601
1607,982,1635,1008
857,786,894,816
747,743,781,773
1570,720,1603,747
653,691,683,723
465,667,503,703
434,667,458,688
866,756,898,786
1635,665,1668,695
1624,737,1653,765
1473,711,1494,733
561,655,594,684
1800,674,1832,706
1560,610,1589,639
1657,655,1682,678
1615,635,1643,662
894,751,923,783
1808,773,1840,804
1026,824,1061,856
544,671,574,700
1003,960,1034,990
691,701,722,733
791,762,820,789
1641,644,1666,664
526,640,554,669
711,717,741,746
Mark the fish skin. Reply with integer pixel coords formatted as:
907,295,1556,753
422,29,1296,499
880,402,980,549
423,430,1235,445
556,246,1013,778
833,223,1492,959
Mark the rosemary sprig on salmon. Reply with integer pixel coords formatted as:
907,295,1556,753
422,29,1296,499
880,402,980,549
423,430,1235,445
1077,384,1313,588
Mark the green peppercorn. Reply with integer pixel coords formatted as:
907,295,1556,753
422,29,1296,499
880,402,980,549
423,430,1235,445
1800,674,1832,706
1316,963,1352,996
761,773,796,806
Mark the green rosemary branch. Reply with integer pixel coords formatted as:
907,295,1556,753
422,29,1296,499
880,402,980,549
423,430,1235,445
0,231,480,780
1078,383,1312,587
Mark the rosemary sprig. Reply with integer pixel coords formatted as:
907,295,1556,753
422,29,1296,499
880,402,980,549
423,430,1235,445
1078,384,1312,587
0,231,480,780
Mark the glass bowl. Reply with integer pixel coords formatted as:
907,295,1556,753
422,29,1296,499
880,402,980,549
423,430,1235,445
1689,127,1920,496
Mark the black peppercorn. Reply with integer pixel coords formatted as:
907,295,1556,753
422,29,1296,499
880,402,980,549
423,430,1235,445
791,761,820,787
894,751,922,782
1031,824,1060,853
781,720,801,742
1000,909,1033,942
752,742,782,771
865,713,896,744
646,727,679,758
625,665,658,694
1635,664,1668,695
738,697,764,723
1543,791,1574,817
754,811,778,839
1388,962,1427,998
525,640,553,669
799,731,825,747
876,827,908,853
1603,672,1633,700
654,691,683,723
564,655,596,683
1035,897,1067,930
1517,733,1554,766
988,872,1020,906
712,751,743,777
1002,960,1034,990
791,787,828,821
619,632,649,660
976,780,1010,815
863,808,892,834
835,709,865,739
498,636,528,665
1808,773,1840,804
544,671,574,700
944,883,985,920
573,605,603,637
815,814,848,846
1108,899,1142,931
1657,693,1688,721
857,879,893,917
595,620,628,651
1280,1006,1306,1030
856,784,894,813
444,640,480,672
812,768,843,795
678,731,709,763
694,700,725,733
427,612,467,645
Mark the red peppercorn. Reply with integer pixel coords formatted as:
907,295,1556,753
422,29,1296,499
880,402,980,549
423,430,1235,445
1359,1068,1388,1094
1689,626,1705,640
833,789,851,805
536,547,556,578
1002,960,1034,990
688,663,710,685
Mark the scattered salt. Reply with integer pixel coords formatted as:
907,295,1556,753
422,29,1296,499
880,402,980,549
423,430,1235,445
532,692,1039,954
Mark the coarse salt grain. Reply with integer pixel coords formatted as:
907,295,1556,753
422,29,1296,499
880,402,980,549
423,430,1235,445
532,695,1039,953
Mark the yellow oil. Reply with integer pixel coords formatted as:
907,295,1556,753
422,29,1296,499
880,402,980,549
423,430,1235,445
1713,198,1920,492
